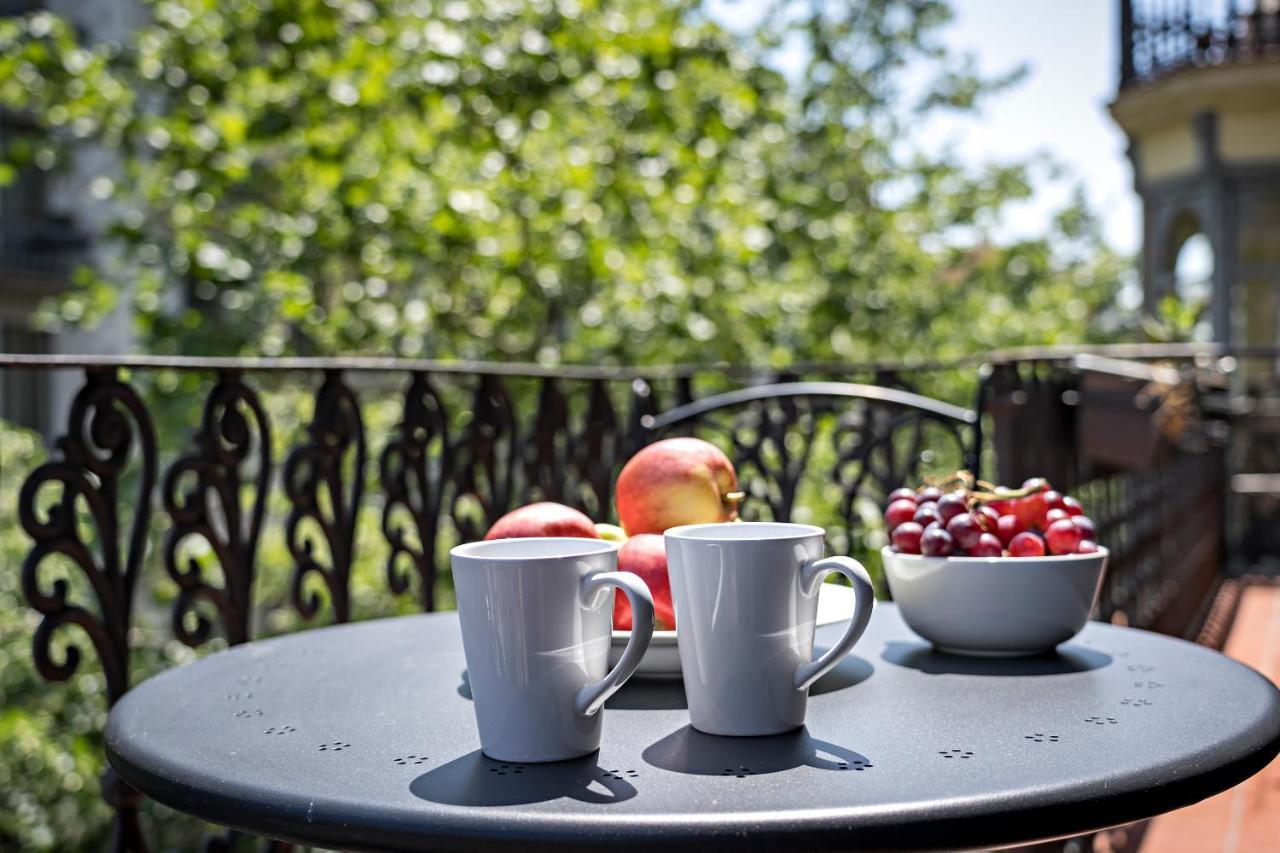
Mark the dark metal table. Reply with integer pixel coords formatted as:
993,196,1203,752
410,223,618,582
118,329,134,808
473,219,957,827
105,603,1280,852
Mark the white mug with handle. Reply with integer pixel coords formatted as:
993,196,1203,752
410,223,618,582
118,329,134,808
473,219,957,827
451,537,655,762
665,522,875,736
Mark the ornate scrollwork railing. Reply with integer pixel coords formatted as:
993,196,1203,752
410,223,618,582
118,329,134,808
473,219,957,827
380,371,451,610
284,371,365,623
17,367,155,852
163,370,272,646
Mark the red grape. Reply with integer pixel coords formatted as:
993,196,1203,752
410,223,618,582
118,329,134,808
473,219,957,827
1045,518,1083,555
975,505,1001,532
936,492,968,523
884,499,918,531
917,486,943,504
969,532,1002,557
1013,493,1046,529
995,514,1024,546
1043,508,1070,526
1062,496,1084,517
888,487,917,504
1022,477,1049,492
891,521,924,554
946,513,984,551
1042,490,1066,513
985,498,1014,516
1072,515,1096,541
913,503,942,527
1008,531,1046,557
921,526,953,557
1077,539,1099,554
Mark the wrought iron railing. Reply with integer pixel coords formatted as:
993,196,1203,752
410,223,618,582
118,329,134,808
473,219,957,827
1120,0,1280,89
0,0,43,17
0,347,1257,850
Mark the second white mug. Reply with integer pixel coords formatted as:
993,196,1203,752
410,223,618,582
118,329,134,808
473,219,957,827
665,522,875,736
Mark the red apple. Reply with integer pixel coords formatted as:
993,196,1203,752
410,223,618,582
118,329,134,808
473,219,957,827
612,534,675,631
615,438,741,535
483,502,600,541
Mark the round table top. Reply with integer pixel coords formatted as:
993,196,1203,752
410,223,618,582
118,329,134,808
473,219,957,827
105,603,1280,852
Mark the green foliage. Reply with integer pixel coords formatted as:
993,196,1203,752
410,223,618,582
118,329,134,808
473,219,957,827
1143,293,1209,343
2,0,1130,368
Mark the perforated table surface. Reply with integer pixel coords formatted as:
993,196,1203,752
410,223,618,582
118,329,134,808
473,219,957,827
105,603,1280,852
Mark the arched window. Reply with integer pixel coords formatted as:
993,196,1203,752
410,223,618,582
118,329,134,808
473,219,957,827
1173,233,1215,342
1160,210,1215,342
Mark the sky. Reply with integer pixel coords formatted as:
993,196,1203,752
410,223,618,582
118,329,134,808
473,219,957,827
706,0,1142,256
918,0,1140,255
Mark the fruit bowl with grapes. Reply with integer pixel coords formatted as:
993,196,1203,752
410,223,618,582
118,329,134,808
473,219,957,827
880,474,1108,657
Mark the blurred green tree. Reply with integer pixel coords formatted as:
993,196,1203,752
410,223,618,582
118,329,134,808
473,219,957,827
1,0,1129,369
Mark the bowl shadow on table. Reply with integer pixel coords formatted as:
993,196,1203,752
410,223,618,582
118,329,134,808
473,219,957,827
410,751,638,807
458,654,875,712
642,725,872,777
880,641,1112,676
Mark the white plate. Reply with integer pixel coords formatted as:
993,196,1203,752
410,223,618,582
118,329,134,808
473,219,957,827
608,583,860,679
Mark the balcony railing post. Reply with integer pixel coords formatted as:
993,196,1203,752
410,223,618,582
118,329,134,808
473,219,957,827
162,370,271,646
574,379,620,519
526,376,571,504
450,374,518,543
381,371,450,611
18,367,156,852
284,370,364,623
627,377,658,452
1120,0,1136,86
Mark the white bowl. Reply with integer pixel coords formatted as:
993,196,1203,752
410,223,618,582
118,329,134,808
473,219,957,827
881,545,1109,656
608,583,861,678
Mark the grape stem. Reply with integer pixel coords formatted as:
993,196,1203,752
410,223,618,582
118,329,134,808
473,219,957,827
920,470,1045,506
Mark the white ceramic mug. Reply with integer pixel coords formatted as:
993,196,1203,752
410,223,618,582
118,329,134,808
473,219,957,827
665,522,875,736
451,537,655,762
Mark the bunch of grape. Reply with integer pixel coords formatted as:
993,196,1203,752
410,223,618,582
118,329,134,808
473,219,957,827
884,477,1099,558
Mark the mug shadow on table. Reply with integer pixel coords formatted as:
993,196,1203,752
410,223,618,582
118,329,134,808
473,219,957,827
881,641,1112,676
809,651,875,695
642,725,872,776
411,750,638,807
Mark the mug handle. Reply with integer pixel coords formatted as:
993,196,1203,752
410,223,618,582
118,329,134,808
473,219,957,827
794,556,875,691
574,571,655,717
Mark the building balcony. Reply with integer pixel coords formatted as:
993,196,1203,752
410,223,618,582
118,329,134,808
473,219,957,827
1121,0,1280,91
